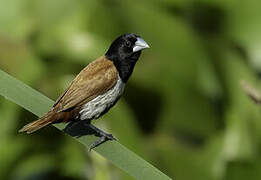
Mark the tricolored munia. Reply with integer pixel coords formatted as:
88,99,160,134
19,33,150,150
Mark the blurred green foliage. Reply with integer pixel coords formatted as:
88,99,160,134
1,0,261,179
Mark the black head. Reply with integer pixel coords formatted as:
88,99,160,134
105,33,150,83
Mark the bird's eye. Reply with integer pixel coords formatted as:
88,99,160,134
125,41,131,47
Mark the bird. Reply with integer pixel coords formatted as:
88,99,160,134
19,33,150,150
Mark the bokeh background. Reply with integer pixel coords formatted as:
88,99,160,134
1,0,261,179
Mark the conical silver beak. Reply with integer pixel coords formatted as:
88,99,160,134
133,37,150,52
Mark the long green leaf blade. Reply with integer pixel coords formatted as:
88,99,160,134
0,69,172,180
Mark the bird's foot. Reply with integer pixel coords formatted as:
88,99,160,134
89,136,105,151
88,124,116,140
87,124,116,151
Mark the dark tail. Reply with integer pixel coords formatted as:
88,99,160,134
19,111,54,134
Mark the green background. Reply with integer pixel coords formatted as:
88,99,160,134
1,0,261,179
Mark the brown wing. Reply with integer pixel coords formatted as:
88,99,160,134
54,56,118,112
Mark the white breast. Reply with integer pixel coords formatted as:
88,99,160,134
79,75,125,120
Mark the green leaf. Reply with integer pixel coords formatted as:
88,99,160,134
0,69,172,180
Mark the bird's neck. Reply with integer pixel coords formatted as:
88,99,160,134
115,61,136,83
106,52,141,83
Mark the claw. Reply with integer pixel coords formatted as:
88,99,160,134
89,136,106,152
88,133,117,151
106,133,117,141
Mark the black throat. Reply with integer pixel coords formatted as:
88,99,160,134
105,51,141,83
